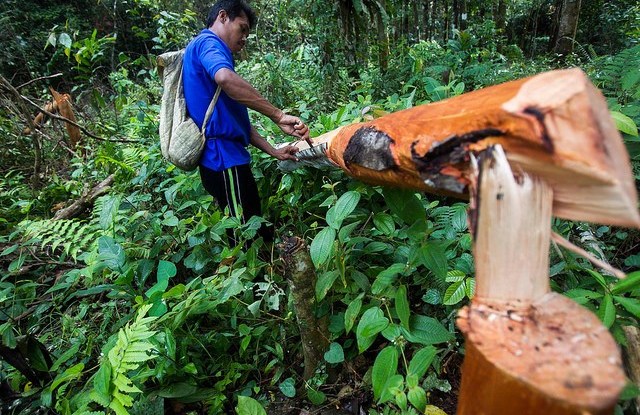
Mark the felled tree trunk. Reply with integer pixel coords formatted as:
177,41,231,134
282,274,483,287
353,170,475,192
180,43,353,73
278,236,330,380
456,146,625,415
281,68,640,229
53,174,115,220
278,68,639,412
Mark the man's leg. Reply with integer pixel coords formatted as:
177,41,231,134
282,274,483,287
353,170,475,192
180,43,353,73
199,164,273,242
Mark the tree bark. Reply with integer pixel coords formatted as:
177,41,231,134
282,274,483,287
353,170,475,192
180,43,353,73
495,0,506,32
552,0,582,56
279,236,330,380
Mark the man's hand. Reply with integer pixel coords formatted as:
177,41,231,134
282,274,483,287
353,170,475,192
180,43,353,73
271,144,299,161
276,113,312,146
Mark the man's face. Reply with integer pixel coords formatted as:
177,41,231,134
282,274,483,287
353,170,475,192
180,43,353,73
221,11,250,53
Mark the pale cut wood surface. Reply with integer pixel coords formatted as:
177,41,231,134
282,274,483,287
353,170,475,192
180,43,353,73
457,294,626,415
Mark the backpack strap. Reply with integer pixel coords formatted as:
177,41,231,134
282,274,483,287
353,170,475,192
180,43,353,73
201,86,222,137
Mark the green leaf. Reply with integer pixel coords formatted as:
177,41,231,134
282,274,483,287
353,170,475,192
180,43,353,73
324,342,345,364
612,271,640,295
614,296,640,318
357,307,389,338
310,227,336,267
344,295,363,334
316,270,339,301
373,213,395,236
156,382,199,398
378,374,404,404
419,242,447,279
372,263,406,294
403,315,453,345
97,236,125,271
58,32,73,48
382,188,426,225
372,346,399,400
326,190,360,229
408,386,427,412
93,361,112,401
356,307,389,352
597,294,616,328
443,280,466,305
408,346,437,378
395,285,411,330
611,110,639,136
157,260,177,280
51,342,81,372
236,396,267,415
99,195,121,230
307,387,326,405
279,377,296,398
564,288,603,305
422,289,442,305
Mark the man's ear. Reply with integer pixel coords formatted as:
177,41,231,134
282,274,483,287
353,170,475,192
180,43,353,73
218,9,228,23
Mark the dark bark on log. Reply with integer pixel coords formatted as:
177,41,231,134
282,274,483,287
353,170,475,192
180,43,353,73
53,174,115,220
278,236,330,380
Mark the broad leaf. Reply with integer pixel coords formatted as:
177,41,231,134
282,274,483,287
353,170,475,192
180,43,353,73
316,270,339,301
344,295,363,334
356,307,389,352
236,396,267,415
372,346,399,400
279,378,296,398
310,227,336,267
326,190,360,229
443,280,466,305
408,346,437,378
373,212,395,236
419,242,447,279
597,294,616,328
408,386,427,412
403,315,453,345
611,110,639,136
324,342,345,364
395,285,411,330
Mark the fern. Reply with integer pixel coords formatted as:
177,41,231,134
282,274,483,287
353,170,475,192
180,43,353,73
19,218,101,260
90,304,157,415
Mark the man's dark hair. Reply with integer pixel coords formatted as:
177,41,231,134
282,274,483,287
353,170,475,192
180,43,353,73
207,0,257,29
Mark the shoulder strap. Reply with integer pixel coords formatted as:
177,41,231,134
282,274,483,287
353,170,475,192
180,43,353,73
201,86,222,136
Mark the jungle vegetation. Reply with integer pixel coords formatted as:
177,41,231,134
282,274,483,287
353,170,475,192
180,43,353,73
0,0,639,414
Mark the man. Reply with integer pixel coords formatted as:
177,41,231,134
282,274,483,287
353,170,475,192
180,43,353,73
183,0,310,243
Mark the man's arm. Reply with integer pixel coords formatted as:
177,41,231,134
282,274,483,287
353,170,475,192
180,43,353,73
214,68,310,144
249,127,299,161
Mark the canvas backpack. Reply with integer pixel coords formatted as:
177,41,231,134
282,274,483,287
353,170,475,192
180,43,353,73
158,50,221,171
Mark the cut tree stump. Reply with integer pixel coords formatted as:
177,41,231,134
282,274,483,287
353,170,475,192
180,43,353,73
456,146,625,415
278,69,639,413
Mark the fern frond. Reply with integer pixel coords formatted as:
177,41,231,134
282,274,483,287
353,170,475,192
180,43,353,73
19,218,99,260
91,304,157,415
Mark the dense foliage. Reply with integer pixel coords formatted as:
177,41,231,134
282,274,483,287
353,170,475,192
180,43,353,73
0,0,639,414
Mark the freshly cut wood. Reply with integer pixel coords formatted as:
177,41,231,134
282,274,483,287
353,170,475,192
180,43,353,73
457,295,625,415
282,69,640,228
456,146,625,415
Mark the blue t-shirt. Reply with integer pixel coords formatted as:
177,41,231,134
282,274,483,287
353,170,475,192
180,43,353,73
183,29,251,171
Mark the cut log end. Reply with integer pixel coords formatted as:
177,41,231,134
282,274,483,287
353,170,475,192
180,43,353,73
457,293,626,415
